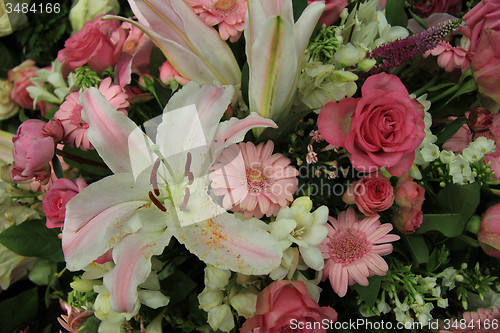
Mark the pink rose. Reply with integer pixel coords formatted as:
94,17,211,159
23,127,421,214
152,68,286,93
460,0,500,54
472,29,500,105
308,0,348,26
7,60,49,112
392,207,423,234
478,203,500,258
159,60,190,86
415,0,462,17
43,178,87,228
318,73,426,177
394,174,425,211
57,16,123,72
241,280,337,333
342,173,394,216
11,119,63,184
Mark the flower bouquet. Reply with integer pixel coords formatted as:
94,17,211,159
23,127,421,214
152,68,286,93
0,0,500,332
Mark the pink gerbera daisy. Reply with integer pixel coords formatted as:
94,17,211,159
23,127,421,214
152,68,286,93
210,141,299,219
186,0,247,42
318,207,400,297
54,78,129,151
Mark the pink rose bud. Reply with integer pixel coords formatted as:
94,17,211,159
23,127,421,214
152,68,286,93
342,173,395,216
394,174,425,211
159,60,190,86
11,119,57,184
43,178,87,228
240,280,337,332
468,108,493,132
42,119,64,142
392,207,423,234
478,203,500,258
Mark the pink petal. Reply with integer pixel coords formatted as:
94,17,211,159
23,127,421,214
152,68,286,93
318,99,358,148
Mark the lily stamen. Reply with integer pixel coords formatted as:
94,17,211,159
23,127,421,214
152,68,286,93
148,191,167,212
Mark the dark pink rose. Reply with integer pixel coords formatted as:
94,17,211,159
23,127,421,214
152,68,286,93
240,280,337,333
469,108,493,132
392,207,423,234
472,29,500,105
478,203,500,258
318,73,426,177
57,15,123,72
11,119,57,184
308,0,348,26
415,0,462,17
43,178,87,228
394,174,425,211
343,173,394,216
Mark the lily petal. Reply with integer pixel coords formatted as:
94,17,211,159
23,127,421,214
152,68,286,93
63,173,151,271
104,229,172,313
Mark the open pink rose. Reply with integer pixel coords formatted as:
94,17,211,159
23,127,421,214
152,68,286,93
415,0,462,17
318,73,426,177
342,173,394,216
241,280,337,333
7,60,50,113
472,29,500,105
43,178,87,229
57,15,123,72
394,174,425,211
478,203,500,258
460,0,500,55
11,119,63,184
309,0,348,26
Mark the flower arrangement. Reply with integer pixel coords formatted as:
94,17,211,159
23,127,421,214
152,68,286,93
0,0,500,332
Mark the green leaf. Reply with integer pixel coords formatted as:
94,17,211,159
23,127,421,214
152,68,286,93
255,109,313,144
408,9,428,30
435,117,468,146
352,275,382,307
0,287,38,333
51,154,64,179
0,219,64,262
417,214,466,237
19,109,30,123
400,234,429,265
189,293,207,326
0,41,17,79
241,62,250,108
385,0,408,27
445,79,477,104
160,270,197,306
62,145,112,177
150,47,167,79
292,0,308,22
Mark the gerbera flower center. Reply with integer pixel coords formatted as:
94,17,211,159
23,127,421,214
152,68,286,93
243,167,273,192
329,229,370,265
213,0,240,16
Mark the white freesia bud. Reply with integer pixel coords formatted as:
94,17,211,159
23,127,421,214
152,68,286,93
334,43,367,67
207,304,235,333
204,265,231,289
198,288,224,312
138,290,170,309
146,311,165,333
356,59,376,72
0,80,19,120
291,196,313,211
0,1,29,37
70,279,103,292
69,0,120,33
229,292,257,318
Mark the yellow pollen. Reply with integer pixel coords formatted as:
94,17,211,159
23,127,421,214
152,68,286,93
213,0,239,16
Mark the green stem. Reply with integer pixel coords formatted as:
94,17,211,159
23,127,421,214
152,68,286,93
412,75,440,97
55,149,108,169
429,85,460,103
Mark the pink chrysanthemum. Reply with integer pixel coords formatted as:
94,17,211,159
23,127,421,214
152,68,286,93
210,141,299,219
318,207,400,297
440,306,500,332
54,78,129,151
187,0,247,42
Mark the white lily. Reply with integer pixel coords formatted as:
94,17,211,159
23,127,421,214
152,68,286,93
112,0,241,85
62,82,282,315
245,0,325,122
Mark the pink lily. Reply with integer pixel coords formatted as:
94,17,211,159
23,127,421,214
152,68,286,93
62,83,282,315
107,0,241,85
245,0,325,122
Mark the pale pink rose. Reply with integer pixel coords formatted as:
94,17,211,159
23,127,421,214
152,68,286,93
187,0,247,42
240,280,337,333
415,0,462,17
43,178,87,229
11,119,62,184
57,15,123,72
392,207,423,234
460,0,500,54
318,73,426,177
478,203,500,258
424,41,471,73
342,173,394,216
159,60,191,86
440,306,500,332
54,77,129,151
472,28,500,105
394,174,425,211
309,0,348,26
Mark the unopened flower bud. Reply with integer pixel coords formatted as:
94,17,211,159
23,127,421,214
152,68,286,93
468,108,493,132
208,304,235,332
204,265,231,289
229,292,257,318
